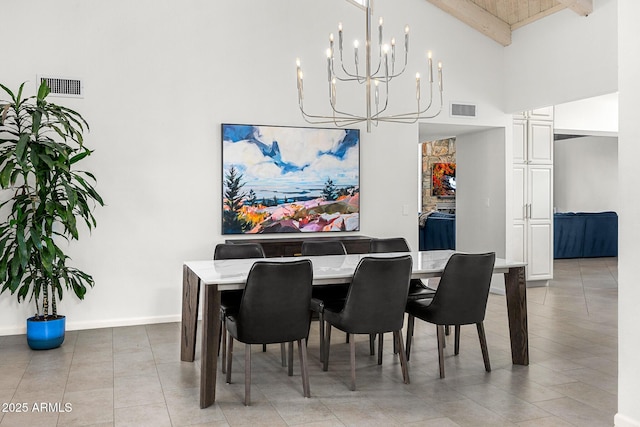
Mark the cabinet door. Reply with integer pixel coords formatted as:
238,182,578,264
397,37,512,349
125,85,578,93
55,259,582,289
513,118,527,164
527,165,553,280
528,106,554,120
528,223,552,280
528,165,553,221
512,166,526,221
528,120,553,164
512,223,526,264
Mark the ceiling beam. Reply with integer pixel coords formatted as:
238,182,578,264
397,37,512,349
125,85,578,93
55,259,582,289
556,0,593,16
426,0,512,46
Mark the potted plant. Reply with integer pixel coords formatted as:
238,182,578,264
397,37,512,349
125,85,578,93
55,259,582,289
0,81,104,349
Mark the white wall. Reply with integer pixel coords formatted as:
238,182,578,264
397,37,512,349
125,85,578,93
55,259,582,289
456,128,506,257
0,0,507,334
554,136,618,213
555,93,619,136
504,0,618,113
616,1,640,425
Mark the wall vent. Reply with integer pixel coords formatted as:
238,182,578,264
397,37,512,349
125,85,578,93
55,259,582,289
38,76,83,98
450,102,477,118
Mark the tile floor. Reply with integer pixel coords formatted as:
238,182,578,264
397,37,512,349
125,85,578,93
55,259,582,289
0,257,618,426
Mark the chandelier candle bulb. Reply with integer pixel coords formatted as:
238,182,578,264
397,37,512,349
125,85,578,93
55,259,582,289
379,17,383,45
391,38,396,67
374,80,379,107
405,25,409,52
416,73,421,101
428,51,433,82
438,61,443,91
338,23,343,51
326,48,333,81
354,40,359,66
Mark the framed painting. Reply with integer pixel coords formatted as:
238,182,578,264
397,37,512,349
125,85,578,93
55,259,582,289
221,124,360,234
431,162,456,197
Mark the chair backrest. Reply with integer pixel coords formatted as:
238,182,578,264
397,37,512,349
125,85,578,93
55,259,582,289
214,243,265,260
427,252,496,325
301,240,347,256
369,237,411,253
237,260,313,344
338,255,413,334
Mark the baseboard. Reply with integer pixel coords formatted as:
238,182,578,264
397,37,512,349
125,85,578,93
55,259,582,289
615,413,640,427
0,315,182,336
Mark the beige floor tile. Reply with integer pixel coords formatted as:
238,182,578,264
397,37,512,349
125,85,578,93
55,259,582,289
114,402,171,427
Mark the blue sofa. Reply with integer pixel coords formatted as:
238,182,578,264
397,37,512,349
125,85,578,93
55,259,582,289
419,212,456,251
554,212,618,258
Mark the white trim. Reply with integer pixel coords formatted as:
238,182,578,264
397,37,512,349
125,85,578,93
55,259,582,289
615,413,640,427
0,315,182,336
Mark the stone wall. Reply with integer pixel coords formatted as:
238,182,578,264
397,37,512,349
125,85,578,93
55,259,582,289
421,138,456,212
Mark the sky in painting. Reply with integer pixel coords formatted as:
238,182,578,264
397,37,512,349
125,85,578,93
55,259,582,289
222,124,359,200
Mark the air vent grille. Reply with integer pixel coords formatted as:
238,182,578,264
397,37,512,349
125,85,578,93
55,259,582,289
450,102,477,118
38,76,83,98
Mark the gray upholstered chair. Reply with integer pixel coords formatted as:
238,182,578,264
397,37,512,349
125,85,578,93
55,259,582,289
301,240,349,362
322,255,412,390
405,252,496,378
224,259,313,405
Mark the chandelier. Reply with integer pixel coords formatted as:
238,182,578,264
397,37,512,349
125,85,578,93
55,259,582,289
295,0,444,132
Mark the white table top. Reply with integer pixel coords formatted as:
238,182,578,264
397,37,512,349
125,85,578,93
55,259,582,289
185,250,525,291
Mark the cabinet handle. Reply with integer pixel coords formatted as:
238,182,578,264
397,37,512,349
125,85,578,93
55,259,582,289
528,204,532,219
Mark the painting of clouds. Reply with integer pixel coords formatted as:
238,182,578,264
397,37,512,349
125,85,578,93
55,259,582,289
222,124,360,234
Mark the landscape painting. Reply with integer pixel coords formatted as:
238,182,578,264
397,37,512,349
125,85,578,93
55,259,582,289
221,124,360,234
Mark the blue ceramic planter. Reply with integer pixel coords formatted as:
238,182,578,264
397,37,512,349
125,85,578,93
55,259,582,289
26,316,66,350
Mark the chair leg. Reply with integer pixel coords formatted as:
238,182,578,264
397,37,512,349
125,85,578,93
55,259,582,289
349,334,357,391
221,316,227,374
323,323,332,372
369,334,375,356
281,343,286,367
377,332,384,365
319,311,325,362
288,341,294,376
445,325,450,336
394,330,410,384
405,315,415,361
298,338,311,398
476,322,491,372
263,344,267,352
454,325,461,355
226,336,234,384
244,343,251,406
436,325,445,379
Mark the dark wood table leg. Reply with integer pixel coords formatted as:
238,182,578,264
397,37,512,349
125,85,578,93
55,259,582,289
181,265,201,362
200,283,220,408
504,266,529,365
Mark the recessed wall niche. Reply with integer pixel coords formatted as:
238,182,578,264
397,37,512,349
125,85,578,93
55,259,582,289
421,138,456,212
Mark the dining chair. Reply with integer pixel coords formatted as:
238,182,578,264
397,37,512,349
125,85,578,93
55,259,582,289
405,252,496,378
322,255,412,390
301,240,349,362
214,243,287,373
368,237,436,356
224,259,313,405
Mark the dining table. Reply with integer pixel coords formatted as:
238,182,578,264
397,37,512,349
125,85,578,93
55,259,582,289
180,249,528,408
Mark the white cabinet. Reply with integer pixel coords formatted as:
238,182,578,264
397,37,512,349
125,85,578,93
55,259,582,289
511,110,554,283
512,118,553,165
